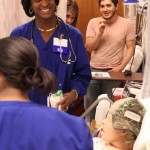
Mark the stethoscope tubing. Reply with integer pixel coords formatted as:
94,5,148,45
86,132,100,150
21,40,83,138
31,17,76,64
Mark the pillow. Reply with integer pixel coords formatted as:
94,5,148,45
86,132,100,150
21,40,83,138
123,45,144,72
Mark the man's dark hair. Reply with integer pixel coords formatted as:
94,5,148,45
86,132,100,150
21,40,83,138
99,0,118,7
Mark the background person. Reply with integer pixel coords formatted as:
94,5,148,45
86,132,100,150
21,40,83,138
84,0,135,122
0,37,93,150
66,0,79,27
66,0,85,116
93,98,146,150
10,0,91,113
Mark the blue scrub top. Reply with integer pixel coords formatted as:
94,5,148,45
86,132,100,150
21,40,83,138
10,19,91,105
0,101,93,150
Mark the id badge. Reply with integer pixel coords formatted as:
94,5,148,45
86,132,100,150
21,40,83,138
53,37,68,54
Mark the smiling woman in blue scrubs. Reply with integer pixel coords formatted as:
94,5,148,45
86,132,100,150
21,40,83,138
10,0,91,113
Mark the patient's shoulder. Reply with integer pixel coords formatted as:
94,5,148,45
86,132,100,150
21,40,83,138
93,137,105,150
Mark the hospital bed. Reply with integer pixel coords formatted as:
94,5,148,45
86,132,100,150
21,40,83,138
81,95,150,150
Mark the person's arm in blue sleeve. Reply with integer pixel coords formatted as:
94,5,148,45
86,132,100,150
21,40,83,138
58,31,92,111
71,117,93,150
70,33,92,95
10,28,22,37
58,112,93,149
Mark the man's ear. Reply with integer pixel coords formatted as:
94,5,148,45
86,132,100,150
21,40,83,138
121,130,127,136
116,5,118,12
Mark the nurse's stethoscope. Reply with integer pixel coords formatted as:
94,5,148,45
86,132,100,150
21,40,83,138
30,17,76,65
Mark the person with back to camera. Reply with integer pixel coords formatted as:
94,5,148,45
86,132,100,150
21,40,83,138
93,98,146,150
10,0,91,114
84,0,135,123
0,36,93,150
66,0,79,27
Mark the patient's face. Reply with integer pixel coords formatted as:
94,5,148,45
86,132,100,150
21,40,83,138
101,112,123,143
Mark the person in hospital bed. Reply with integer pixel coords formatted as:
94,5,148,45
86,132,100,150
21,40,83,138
93,98,146,150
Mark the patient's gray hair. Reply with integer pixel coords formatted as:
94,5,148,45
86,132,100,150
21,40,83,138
124,130,136,150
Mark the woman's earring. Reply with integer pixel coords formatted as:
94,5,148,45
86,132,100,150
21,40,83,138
29,8,34,15
55,6,57,12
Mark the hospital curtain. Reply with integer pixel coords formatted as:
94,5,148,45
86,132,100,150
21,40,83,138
141,2,150,99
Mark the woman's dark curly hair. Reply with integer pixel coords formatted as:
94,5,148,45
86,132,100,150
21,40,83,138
21,0,60,17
